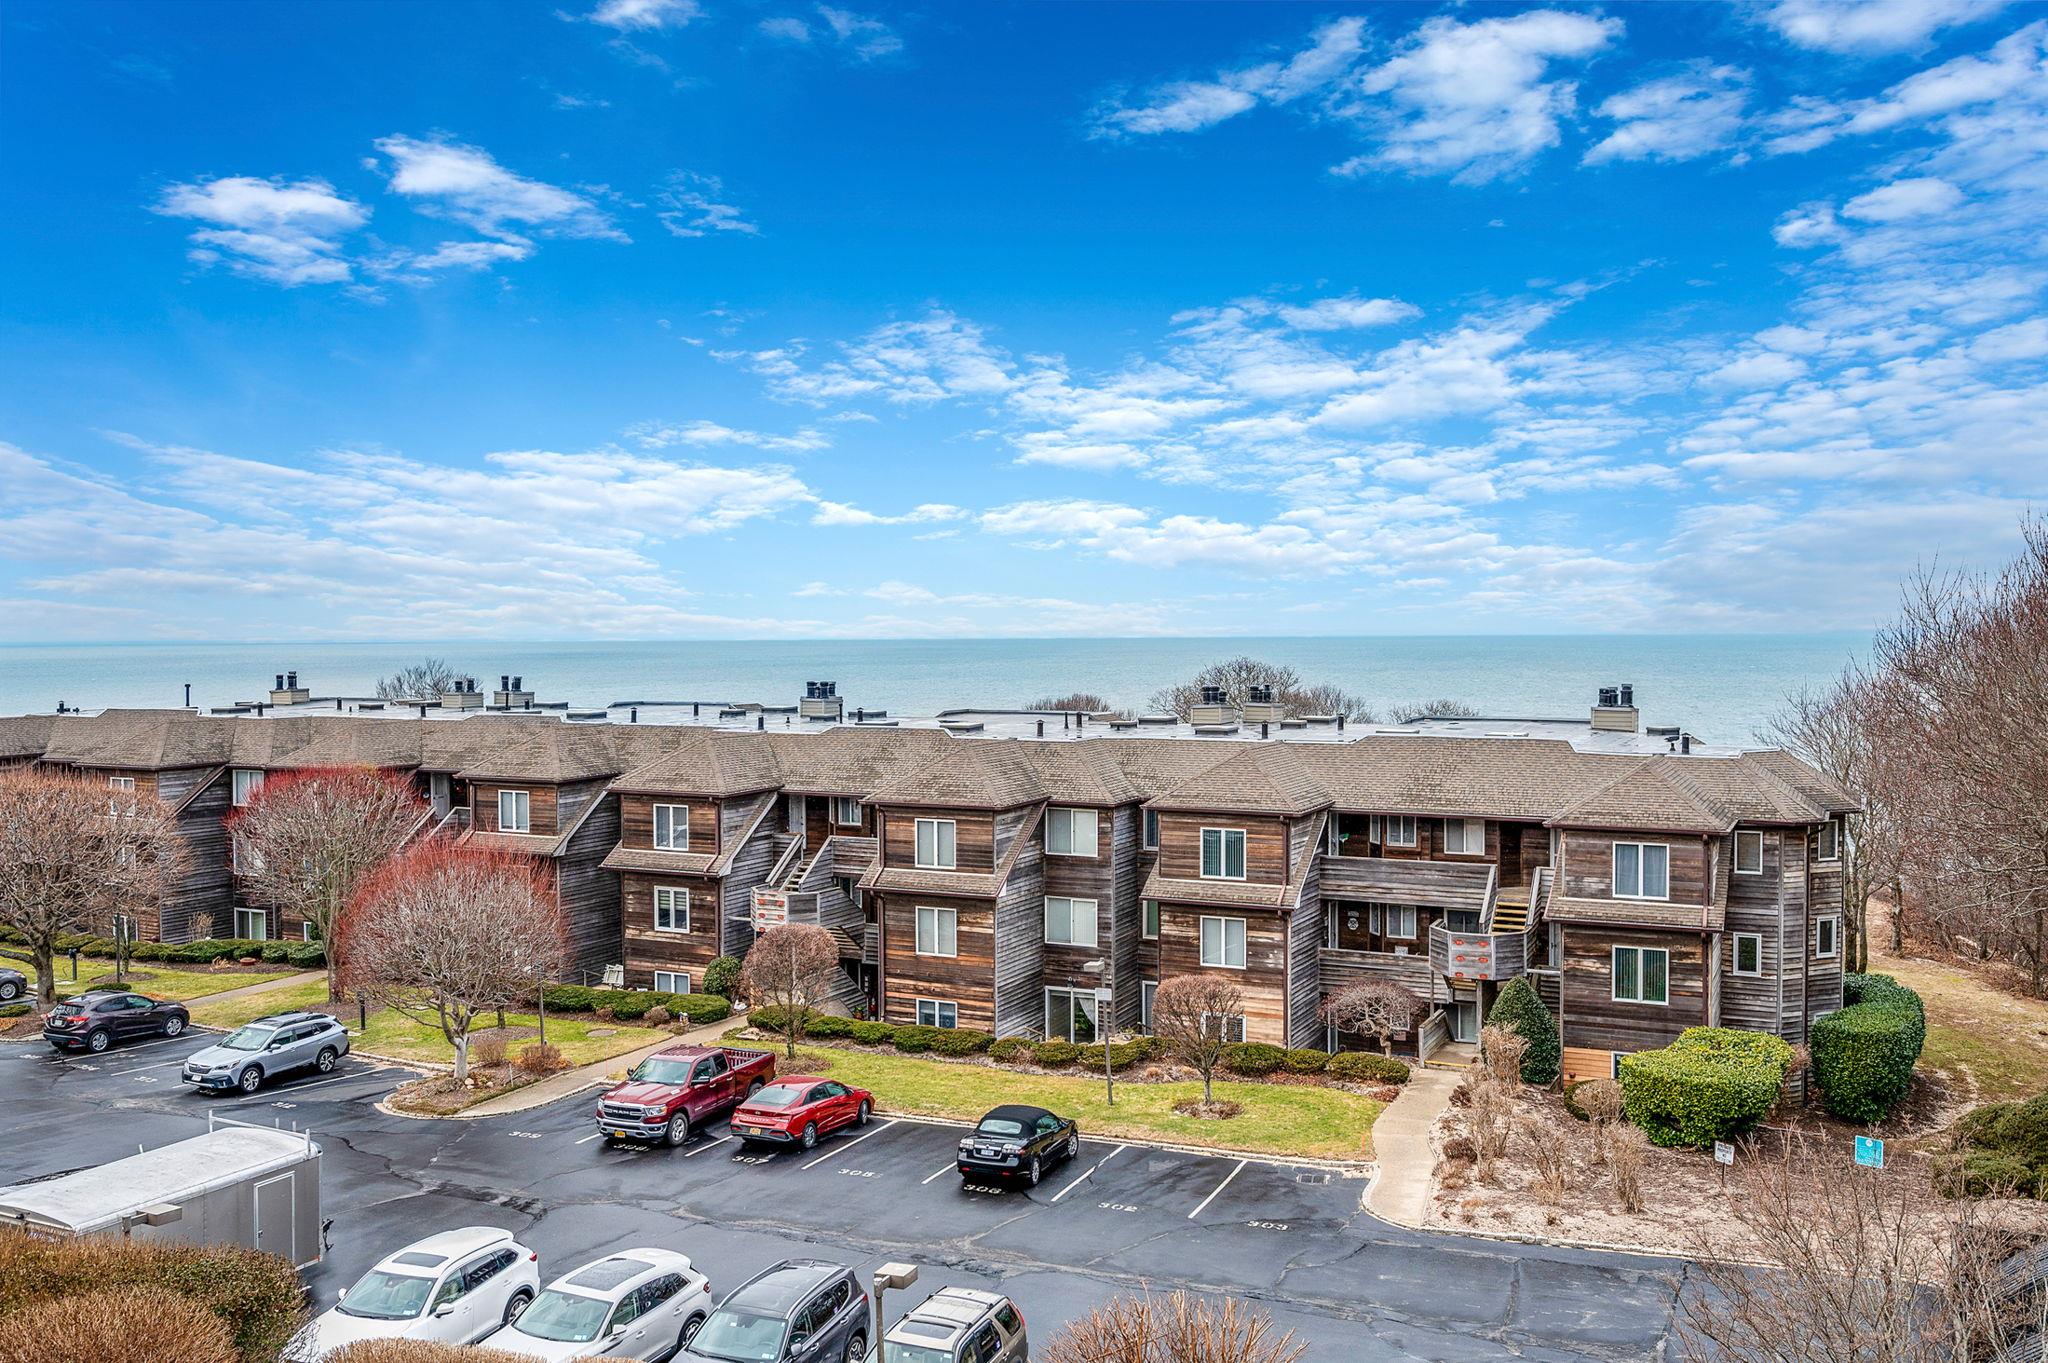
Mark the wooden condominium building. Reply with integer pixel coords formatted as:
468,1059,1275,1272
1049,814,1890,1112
0,683,1857,1073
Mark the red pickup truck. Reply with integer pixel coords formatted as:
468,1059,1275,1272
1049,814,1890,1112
595,1045,776,1147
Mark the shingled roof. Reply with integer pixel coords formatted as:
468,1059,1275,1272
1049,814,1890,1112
612,731,783,798
1548,756,1738,835
1151,743,1331,816
40,710,237,770
868,738,1048,810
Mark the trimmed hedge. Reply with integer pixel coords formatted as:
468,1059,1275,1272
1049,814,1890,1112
1033,1040,1083,1068
1328,1051,1410,1084
1619,1027,1793,1148
1812,973,1925,1123
1283,1047,1331,1074
1937,1093,2048,1200
850,1020,896,1045
1221,1042,1287,1077
931,1027,994,1057
988,1036,1034,1064
0,1003,30,1020
539,984,729,1026
702,955,741,999
1485,975,1561,1086
890,1024,945,1054
2,930,331,969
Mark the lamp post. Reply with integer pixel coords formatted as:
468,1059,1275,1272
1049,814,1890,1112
1081,958,1114,1106
869,1261,918,1361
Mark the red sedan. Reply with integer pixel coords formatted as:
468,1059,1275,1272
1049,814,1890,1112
727,1076,873,1151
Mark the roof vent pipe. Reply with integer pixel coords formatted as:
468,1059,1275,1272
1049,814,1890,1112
287,671,297,689
1680,734,1692,755
183,683,191,707
1261,722,1270,739
275,674,285,690
1618,683,1634,708
757,714,765,730
501,675,509,691
693,702,701,717
1036,719,1044,737
1336,714,1345,732
513,676,522,692
631,707,638,723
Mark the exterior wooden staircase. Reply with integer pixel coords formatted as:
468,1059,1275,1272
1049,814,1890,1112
1489,890,1531,934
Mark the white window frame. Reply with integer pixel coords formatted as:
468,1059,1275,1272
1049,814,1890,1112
1611,945,1670,1006
652,803,689,852
1199,914,1247,969
833,796,861,826
653,886,690,933
914,818,957,870
498,789,531,834
915,905,957,958
1046,807,1098,858
915,998,958,1029
230,768,264,807
1384,815,1417,848
1817,818,1841,863
654,970,690,994
1199,827,1247,880
108,775,135,792
1142,808,1159,850
1043,896,1099,948
232,906,268,942
1612,842,1671,900
1734,830,1763,875
1444,818,1486,856
1323,817,1341,857
1732,932,1763,976
1043,986,1102,1044
1141,899,1159,941
301,922,315,942
1816,914,1840,959
1383,904,1418,940
1140,980,1157,1033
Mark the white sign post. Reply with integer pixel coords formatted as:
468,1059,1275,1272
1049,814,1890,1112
1713,1140,1735,1188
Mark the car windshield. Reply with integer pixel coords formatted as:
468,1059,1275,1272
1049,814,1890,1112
884,1345,954,1363
745,1085,804,1109
513,1288,611,1343
221,1026,277,1052
337,1269,434,1320
631,1058,696,1084
688,1309,788,1362
976,1117,1026,1138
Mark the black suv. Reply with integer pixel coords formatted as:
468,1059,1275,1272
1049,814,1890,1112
43,989,190,1053
679,1259,869,1363
957,1104,1080,1186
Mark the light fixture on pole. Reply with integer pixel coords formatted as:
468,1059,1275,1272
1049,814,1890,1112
870,1261,918,1361
1081,958,1114,1106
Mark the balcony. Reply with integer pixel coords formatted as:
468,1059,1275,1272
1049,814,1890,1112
1427,923,1531,981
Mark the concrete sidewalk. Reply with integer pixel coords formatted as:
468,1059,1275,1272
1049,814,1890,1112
455,1012,743,1118
1365,1062,1465,1229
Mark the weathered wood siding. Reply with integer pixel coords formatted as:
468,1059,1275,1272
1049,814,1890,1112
1287,815,1324,1048
1108,805,1145,1032
621,871,722,989
1559,830,1713,908
880,809,998,872
1155,813,1287,884
473,782,559,836
880,893,995,1031
1157,905,1288,1045
160,770,233,943
1804,826,1844,1029
620,794,720,855
556,791,622,974
1720,828,1790,1034
1041,805,1111,1010
720,793,779,958
991,821,1046,1038
1559,925,1707,1057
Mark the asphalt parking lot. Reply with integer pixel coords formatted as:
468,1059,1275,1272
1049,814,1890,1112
1,1033,1689,1360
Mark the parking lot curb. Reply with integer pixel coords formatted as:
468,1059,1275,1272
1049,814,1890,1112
1359,1175,1741,1263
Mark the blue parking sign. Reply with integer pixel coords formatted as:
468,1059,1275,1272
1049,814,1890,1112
1854,1135,1884,1169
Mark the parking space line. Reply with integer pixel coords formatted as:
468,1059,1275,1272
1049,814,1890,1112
574,1133,604,1145
1187,1160,1247,1220
682,1135,733,1158
222,1070,380,1103
800,1118,896,1170
921,1158,957,1185
109,1056,203,1076
1050,1143,1127,1204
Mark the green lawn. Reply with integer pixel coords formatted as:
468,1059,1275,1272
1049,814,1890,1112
1877,949,2048,1103
189,980,667,1069
35,957,300,1003
772,1043,1381,1160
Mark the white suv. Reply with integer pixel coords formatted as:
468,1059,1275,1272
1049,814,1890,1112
289,1226,541,1360
485,1248,713,1361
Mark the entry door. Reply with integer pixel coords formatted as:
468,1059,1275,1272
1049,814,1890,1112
252,1172,294,1261
1449,1001,1479,1043
786,794,807,840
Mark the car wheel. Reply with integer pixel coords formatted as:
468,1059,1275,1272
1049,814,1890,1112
238,1066,264,1094
855,1100,871,1127
1026,1155,1041,1187
665,1112,691,1148
86,1029,111,1054
801,1122,819,1151
0,979,19,1002
315,1046,337,1074
746,1079,763,1097
842,1332,866,1363
1066,1133,1080,1161
680,1314,706,1349
163,1014,186,1038
504,1289,533,1325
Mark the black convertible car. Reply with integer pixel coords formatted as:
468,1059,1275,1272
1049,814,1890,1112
957,1104,1080,1186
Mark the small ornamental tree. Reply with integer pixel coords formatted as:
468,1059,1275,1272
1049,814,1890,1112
1319,978,1423,1056
1150,974,1245,1104
226,766,428,1001
1040,1291,1306,1363
0,768,183,1006
340,845,564,1083
1484,976,1562,1086
739,924,841,1058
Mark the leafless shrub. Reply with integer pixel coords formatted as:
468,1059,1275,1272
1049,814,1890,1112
1150,974,1246,1105
372,657,460,703
1479,1024,1527,1087
643,1004,672,1027
1577,1077,1623,1126
1389,698,1480,723
1038,1289,1306,1363
1526,1115,1572,1204
517,1043,566,1074
1467,1079,1512,1181
0,1286,236,1363
1026,693,1118,715
1607,1125,1647,1214
1319,979,1424,1055
328,1342,565,1363
471,1036,508,1068
739,924,842,1058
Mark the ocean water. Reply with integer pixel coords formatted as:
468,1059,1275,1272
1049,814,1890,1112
0,635,1867,746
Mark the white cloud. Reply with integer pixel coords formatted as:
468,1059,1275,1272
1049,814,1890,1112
1271,295,1421,331
152,176,368,286
656,173,757,238
1842,175,1965,221
761,6,902,60
625,420,828,453
373,134,624,244
747,311,1018,405
1763,21,2047,153
1091,17,1367,138
1759,0,2006,54
810,501,966,527
1773,201,1843,248
582,0,700,31
1335,10,1621,183
1584,64,1749,165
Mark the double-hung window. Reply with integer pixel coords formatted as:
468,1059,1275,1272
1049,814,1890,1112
1734,830,1763,875
1199,915,1247,969
1732,932,1763,976
1142,809,1159,850
1816,914,1840,959
915,905,957,957
914,818,956,869
231,769,264,807
1382,904,1417,939
1817,818,1841,863
833,797,861,826
1612,842,1670,899
232,906,268,941
1444,818,1485,855
1202,1013,1247,1044
498,789,531,834
653,886,689,933
1141,899,1159,940
654,970,690,993
1612,946,1669,1004
1046,808,1098,858
1043,896,1098,948
652,804,689,851
1200,828,1246,880
108,775,135,792
916,999,958,1029
1384,815,1417,848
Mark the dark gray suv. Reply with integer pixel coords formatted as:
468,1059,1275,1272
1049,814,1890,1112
181,1010,351,1093
678,1259,869,1363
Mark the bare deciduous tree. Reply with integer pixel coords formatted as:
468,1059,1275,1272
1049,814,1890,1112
227,767,428,1000
1149,657,1374,723
374,657,460,703
1039,1290,1306,1363
1149,974,1245,1104
1389,698,1481,723
340,845,564,1082
1319,978,1422,1055
0,769,183,1006
739,924,841,1058
1026,693,1115,714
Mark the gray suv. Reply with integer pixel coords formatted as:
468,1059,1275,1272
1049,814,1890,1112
882,1288,1026,1363
680,1260,869,1363
182,1011,351,1094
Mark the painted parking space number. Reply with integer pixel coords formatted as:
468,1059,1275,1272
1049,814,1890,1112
838,1168,877,1178
1098,1202,1138,1213
509,1131,544,1139
1247,1220,1290,1231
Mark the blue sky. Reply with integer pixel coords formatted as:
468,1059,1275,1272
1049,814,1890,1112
2,0,2044,641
